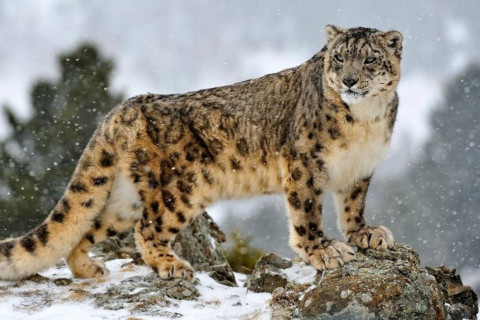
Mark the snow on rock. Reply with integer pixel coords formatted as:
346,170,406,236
0,259,271,320
281,260,317,285
0,251,314,320
249,245,478,320
1,242,478,319
0,211,268,319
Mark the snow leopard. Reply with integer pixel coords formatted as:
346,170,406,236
0,25,402,281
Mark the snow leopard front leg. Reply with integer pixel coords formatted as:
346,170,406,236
334,176,394,250
282,154,355,270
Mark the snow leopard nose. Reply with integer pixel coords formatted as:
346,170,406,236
342,76,359,88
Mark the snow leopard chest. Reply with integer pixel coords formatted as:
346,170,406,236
326,118,391,190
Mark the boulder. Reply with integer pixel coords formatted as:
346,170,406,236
247,253,292,293
94,211,236,286
426,266,479,319
249,244,478,320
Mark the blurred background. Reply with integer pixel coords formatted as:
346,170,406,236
0,0,479,290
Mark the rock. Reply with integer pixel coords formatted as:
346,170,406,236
299,243,445,319
256,253,293,270
173,211,227,266
246,253,291,293
136,274,200,300
164,281,198,300
195,262,237,287
23,273,50,284
426,266,478,320
252,243,479,320
247,268,288,294
94,273,199,314
92,229,137,261
53,278,73,286
88,211,234,315
270,286,309,320
93,211,236,286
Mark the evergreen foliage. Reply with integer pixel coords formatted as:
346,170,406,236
0,44,122,237
226,231,265,274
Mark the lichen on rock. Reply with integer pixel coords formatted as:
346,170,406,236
252,243,478,320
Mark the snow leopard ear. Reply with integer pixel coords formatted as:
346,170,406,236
325,25,345,42
383,30,403,56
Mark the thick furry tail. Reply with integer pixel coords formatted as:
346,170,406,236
0,122,118,280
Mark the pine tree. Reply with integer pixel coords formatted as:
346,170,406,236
0,44,123,237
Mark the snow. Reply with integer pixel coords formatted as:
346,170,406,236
1,251,478,319
0,257,330,320
394,73,442,151
187,274,271,320
445,19,470,46
281,261,317,285
0,259,273,320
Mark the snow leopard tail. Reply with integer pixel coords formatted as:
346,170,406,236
0,117,118,280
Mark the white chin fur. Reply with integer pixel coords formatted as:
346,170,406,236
341,92,364,105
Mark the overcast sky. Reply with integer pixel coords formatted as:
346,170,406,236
0,0,478,165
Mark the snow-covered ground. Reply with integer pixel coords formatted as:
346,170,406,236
0,259,274,320
0,255,477,319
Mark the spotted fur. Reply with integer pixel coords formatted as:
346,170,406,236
0,25,402,281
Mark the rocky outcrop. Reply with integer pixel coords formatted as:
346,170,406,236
426,266,479,320
1,212,477,319
249,243,478,320
173,211,237,286
94,211,236,286
97,217,478,319
0,211,238,318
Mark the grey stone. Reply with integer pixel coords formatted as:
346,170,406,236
53,278,73,286
93,211,237,286
259,243,478,320
426,266,478,320
247,253,291,293
255,252,293,270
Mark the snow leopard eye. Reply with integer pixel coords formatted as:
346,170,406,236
334,54,344,63
364,57,376,64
